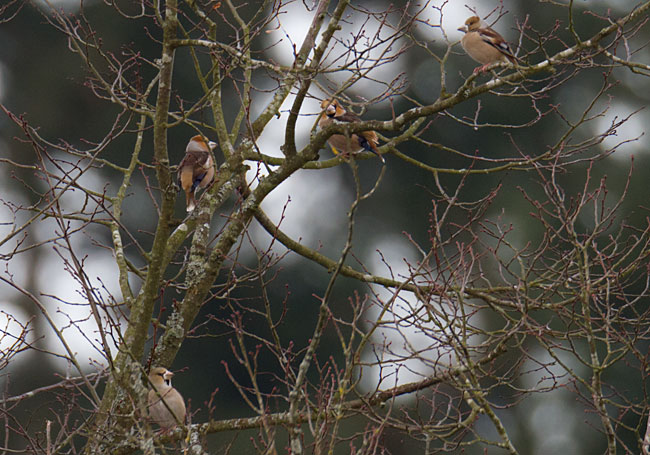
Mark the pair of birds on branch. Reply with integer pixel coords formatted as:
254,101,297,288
176,16,517,212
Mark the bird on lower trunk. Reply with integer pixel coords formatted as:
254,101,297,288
147,367,186,429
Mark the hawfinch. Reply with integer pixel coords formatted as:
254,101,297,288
177,135,217,212
458,16,517,74
147,367,186,429
319,99,385,163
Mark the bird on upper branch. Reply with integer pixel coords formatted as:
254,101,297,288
177,135,217,212
458,15,518,74
319,99,385,163
147,367,187,429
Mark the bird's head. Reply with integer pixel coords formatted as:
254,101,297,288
149,367,173,387
458,16,481,33
321,98,344,118
187,135,217,153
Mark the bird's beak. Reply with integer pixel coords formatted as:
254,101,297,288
163,371,174,380
208,141,217,150
457,26,466,33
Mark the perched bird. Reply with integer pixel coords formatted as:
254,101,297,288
319,99,385,163
177,135,217,212
147,367,186,429
458,15,518,74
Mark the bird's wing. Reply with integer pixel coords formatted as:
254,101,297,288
357,130,378,152
334,111,363,123
479,27,517,61
177,151,212,185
